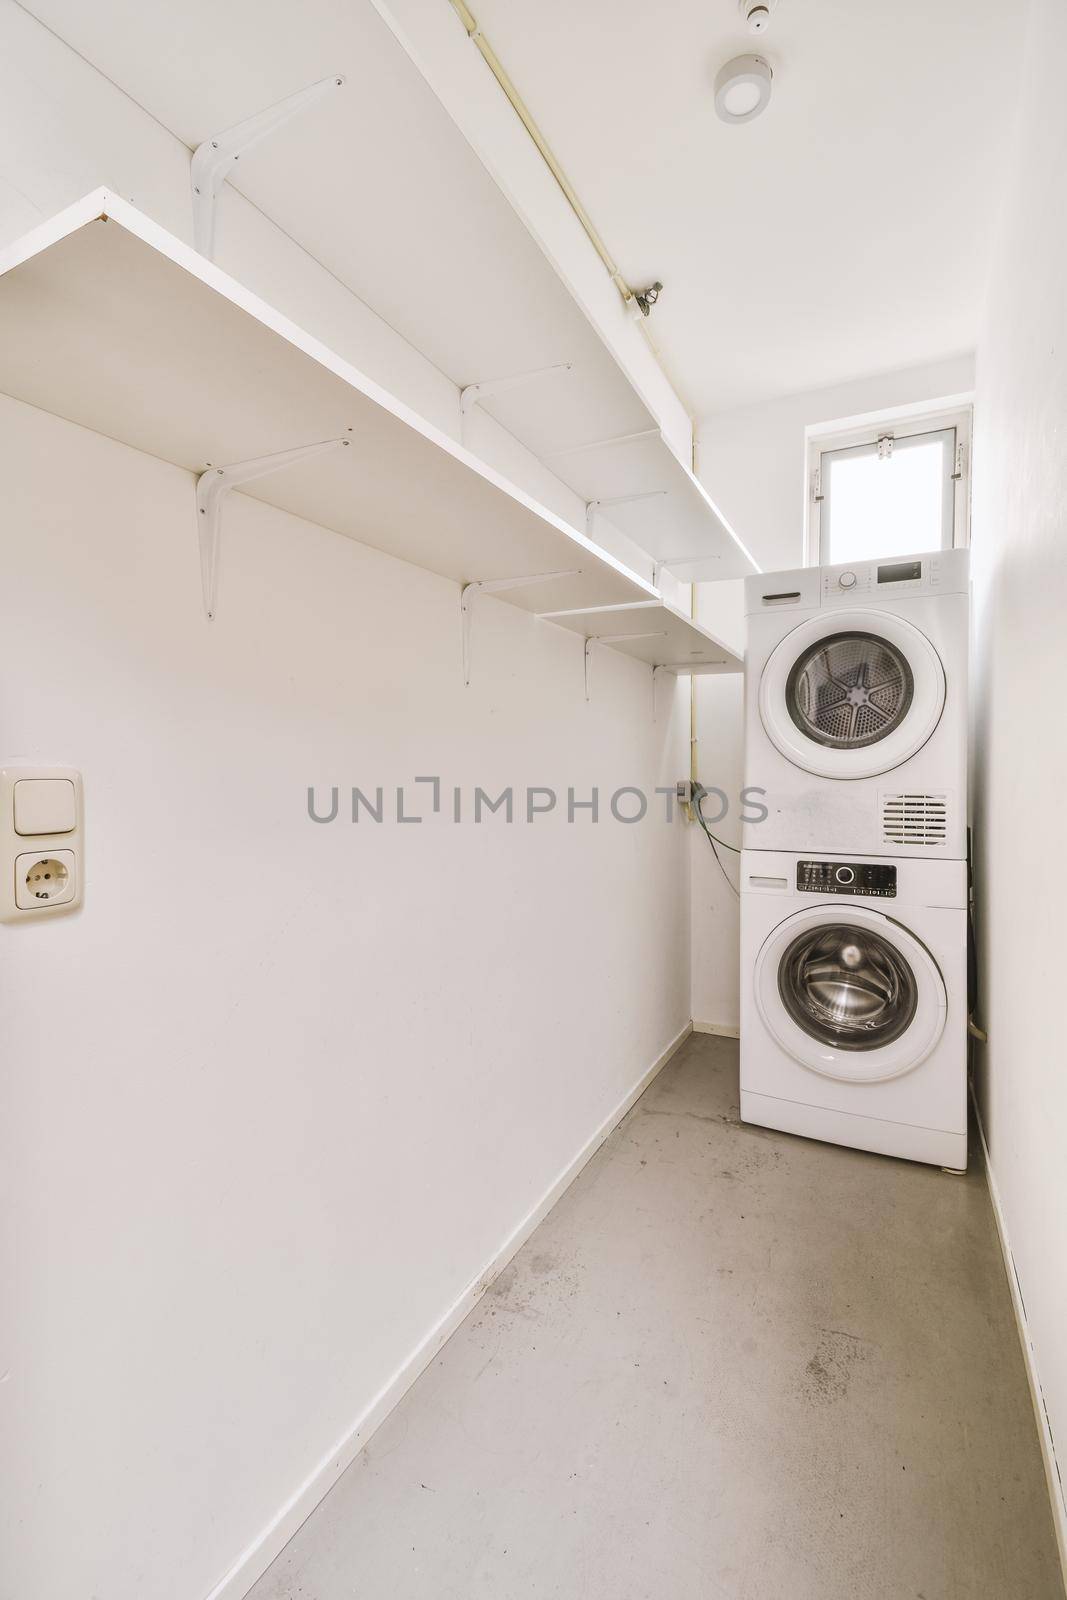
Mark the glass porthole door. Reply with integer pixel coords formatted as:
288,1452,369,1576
777,922,918,1051
759,611,946,780
786,632,914,750
754,906,947,1082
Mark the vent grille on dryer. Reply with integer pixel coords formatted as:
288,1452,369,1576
882,793,948,846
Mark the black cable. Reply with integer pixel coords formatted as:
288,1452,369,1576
692,784,740,899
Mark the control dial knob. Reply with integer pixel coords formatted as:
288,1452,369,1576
838,570,858,589
835,866,856,885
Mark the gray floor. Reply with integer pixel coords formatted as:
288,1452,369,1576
251,1035,1064,1600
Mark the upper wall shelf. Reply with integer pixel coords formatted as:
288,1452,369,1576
8,0,758,586
0,190,741,674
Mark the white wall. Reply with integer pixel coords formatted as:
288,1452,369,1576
0,405,690,1600
0,10,691,1599
970,0,1067,1561
689,356,975,1030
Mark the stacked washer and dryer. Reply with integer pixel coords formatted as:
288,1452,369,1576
739,550,970,1170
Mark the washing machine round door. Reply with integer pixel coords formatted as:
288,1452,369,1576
755,905,946,1082
758,610,946,779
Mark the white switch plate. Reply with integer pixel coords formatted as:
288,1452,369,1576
14,777,77,835
0,766,84,922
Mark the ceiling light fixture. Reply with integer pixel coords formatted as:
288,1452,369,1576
714,54,773,124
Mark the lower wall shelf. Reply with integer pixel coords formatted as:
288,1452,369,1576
537,599,742,670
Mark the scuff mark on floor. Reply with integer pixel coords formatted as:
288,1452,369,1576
801,1327,874,1405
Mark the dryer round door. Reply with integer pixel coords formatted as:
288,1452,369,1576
758,609,946,779
754,905,947,1082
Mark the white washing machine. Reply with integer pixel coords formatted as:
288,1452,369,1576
740,849,967,1169
742,549,968,858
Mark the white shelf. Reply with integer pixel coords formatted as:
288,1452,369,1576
547,428,752,573
537,600,742,671
10,0,759,584
0,191,648,620
0,191,741,674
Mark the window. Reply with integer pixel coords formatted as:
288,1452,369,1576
807,407,970,567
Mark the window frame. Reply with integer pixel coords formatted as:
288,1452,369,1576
804,403,972,568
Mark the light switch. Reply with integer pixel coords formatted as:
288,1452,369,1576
14,778,77,836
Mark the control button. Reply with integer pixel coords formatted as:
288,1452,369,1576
838,571,857,589
835,866,856,885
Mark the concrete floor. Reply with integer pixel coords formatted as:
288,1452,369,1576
250,1035,1064,1600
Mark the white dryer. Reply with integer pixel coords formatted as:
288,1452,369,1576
742,550,968,858
740,849,967,1169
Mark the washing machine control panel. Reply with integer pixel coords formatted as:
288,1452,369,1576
797,860,897,897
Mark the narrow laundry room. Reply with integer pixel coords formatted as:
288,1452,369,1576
0,2,1064,1597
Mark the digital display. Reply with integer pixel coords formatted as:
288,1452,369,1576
877,560,922,584
797,861,897,897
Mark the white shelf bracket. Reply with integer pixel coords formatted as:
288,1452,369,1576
652,662,670,722
584,632,666,702
652,552,709,589
459,363,572,446
540,427,660,463
663,661,730,674
461,569,579,685
586,490,667,540
191,75,345,258
196,438,349,619
652,659,729,720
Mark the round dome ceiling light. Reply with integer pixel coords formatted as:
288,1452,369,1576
714,54,773,124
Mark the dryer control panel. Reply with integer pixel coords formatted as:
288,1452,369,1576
820,554,945,603
797,860,897,897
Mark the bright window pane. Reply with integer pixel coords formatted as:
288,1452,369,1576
824,435,950,564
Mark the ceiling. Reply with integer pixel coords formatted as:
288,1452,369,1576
468,0,1027,416
21,0,1027,432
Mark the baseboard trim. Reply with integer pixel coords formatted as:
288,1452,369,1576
972,1087,1067,1580
691,1019,740,1039
204,1020,693,1600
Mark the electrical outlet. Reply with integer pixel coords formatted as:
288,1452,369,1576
16,851,76,909
0,767,84,922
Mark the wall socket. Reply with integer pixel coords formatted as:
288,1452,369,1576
0,767,84,922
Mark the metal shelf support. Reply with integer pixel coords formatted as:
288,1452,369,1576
191,75,345,258
459,363,572,445
651,552,711,588
586,489,667,541
584,632,666,701
540,427,660,462
652,659,730,720
461,570,579,684
196,438,349,618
